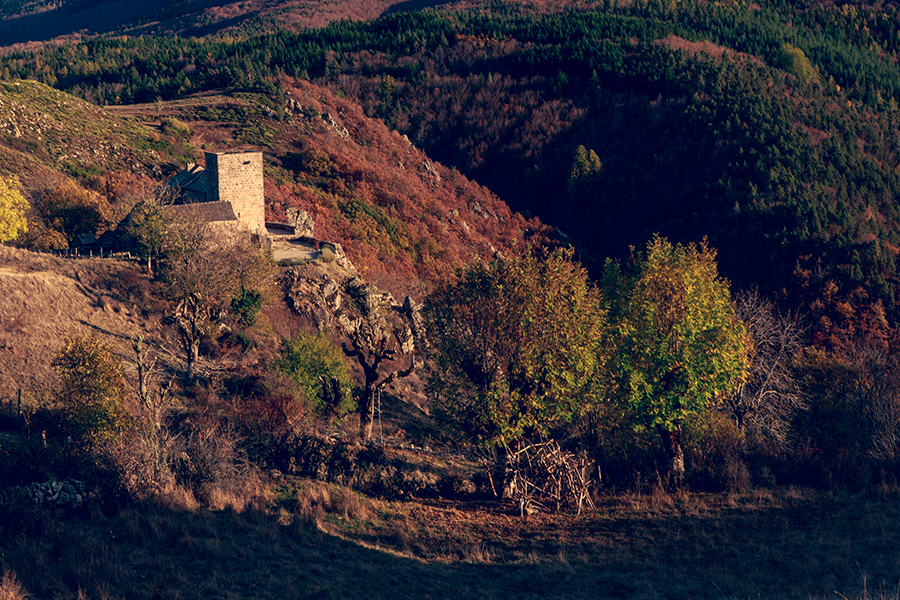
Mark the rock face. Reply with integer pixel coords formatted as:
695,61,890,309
283,266,347,330
286,207,315,237
0,478,87,509
282,263,425,363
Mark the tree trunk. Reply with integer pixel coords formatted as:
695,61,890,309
319,376,342,425
658,423,685,491
358,383,377,443
493,444,514,499
186,338,199,383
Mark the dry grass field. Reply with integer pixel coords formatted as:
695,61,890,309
2,478,900,600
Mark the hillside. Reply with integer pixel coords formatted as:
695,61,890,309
0,0,583,47
6,4,900,599
0,245,168,402
7,1,900,352
106,79,538,294
0,0,394,46
0,77,538,297
0,78,176,176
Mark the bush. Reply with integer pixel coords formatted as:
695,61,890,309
52,335,131,448
161,117,190,136
275,332,354,419
683,412,749,492
231,286,264,326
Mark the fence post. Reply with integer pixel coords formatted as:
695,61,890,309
17,388,21,417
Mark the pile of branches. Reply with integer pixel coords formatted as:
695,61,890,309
506,439,594,515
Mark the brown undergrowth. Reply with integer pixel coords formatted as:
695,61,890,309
2,479,900,600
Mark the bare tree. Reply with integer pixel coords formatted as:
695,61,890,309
340,278,417,443
121,335,176,498
726,289,806,443
161,210,273,381
845,340,900,463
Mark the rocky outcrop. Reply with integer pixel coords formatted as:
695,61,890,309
283,268,346,330
0,478,87,510
286,207,315,237
283,264,423,348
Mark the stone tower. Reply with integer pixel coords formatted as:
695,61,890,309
205,151,265,234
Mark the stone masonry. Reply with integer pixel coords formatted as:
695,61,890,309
168,151,265,234
205,152,265,234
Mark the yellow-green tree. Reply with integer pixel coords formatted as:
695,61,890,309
567,145,603,197
425,247,607,451
778,43,821,85
602,236,751,488
0,176,28,243
53,334,130,448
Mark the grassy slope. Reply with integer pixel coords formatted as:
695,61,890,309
2,482,899,599
0,79,183,180
0,246,169,403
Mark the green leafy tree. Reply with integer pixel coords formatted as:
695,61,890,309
0,176,28,243
126,200,171,277
424,247,607,453
276,331,354,421
53,334,130,448
602,236,751,488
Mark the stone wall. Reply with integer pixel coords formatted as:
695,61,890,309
206,152,265,233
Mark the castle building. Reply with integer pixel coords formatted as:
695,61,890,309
166,151,265,234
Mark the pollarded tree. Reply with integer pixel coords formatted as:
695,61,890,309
0,176,28,244
340,278,418,443
424,247,607,455
602,236,751,489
